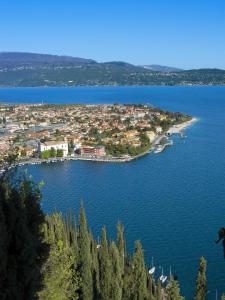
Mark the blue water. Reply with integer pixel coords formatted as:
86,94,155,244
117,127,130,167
1,86,225,299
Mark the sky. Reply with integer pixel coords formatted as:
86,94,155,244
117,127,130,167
0,0,225,69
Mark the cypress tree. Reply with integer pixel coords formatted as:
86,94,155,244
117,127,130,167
0,171,49,300
117,222,125,272
109,241,123,300
0,200,7,300
156,280,162,300
195,257,207,300
122,258,134,300
167,276,184,300
39,213,79,300
147,273,156,300
90,232,100,300
99,226,111,300
78,204,93,300
131,240,149,300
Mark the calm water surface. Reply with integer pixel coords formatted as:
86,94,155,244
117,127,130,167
1,86,225,299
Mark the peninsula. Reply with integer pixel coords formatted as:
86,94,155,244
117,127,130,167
0,103,194,169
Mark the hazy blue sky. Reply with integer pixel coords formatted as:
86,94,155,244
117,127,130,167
0,0,225,69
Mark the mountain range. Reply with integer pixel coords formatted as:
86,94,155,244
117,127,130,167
0,52,224,87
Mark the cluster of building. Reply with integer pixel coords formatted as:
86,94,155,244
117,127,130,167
0,103,184,164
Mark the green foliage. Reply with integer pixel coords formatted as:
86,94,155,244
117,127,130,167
109,241,123,300
195,257,207,300
78,205,93,300
40,147,63,159
99,227,112,299
0,171,48,300
20,149,27,157
167,276,184,300
49,147,56,157
2,172,221,300
1,52,225,86
39,213,80,300
56,149,64,157
131,240,149,300
40,150,50,159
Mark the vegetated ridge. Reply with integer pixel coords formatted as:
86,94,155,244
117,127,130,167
0,52,225,87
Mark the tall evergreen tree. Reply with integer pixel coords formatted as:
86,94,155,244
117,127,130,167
156,279,162,300
0,200,7,300
90,232,100,300
195,257,207,300
131,240,149,300
39,213,80,300
99,227,111,300
109,241,123,300
117,222,125,272
122,258,134,300
0,171,48,300
78,204,93,300
147,273,156,300
167,276,184,300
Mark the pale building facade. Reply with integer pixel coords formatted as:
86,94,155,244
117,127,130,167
39,141,68,157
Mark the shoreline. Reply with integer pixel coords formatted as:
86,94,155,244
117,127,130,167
0,117,197,172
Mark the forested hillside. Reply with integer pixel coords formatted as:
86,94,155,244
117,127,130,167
0,52,225,87
0,170,222,299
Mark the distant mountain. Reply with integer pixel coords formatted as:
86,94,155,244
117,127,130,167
0,52,96,67
0,52,224,87
142,64,183,72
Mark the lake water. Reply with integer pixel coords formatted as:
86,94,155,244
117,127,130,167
1,86,225,299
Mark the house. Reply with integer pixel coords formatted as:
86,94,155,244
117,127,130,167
38,141,68,157
146,131,156,142
155,126,163,134
80,145,106,157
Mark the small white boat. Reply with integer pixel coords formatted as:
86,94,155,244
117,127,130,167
159,268,167,283
149,257,156,274
154,145,164,153
149,267,155,275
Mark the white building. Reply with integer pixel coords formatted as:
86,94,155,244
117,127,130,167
39,141,68,157
146,130,156,142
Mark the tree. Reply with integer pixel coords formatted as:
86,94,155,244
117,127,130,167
109,241,123,300
117,222,125,272
0,200,7,300
156,280,162,300
40,150,50,159
167,276,184,300
131,240,149,300
56,149,64,157
0,171,49,300
90,234,100,299
195,257,207,300
49,147,56,158
99,227,111,300
78,204,93,300
20,149,27,157
39,213,80,300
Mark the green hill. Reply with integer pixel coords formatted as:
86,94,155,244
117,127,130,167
0,52,224,87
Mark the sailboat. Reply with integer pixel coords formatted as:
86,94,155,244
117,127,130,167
159,268,167,283
149,257,155,275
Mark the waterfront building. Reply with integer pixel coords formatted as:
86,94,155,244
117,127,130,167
80,145,106,156
38,141,68,157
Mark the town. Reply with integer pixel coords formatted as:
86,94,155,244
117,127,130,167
0,103,191,167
